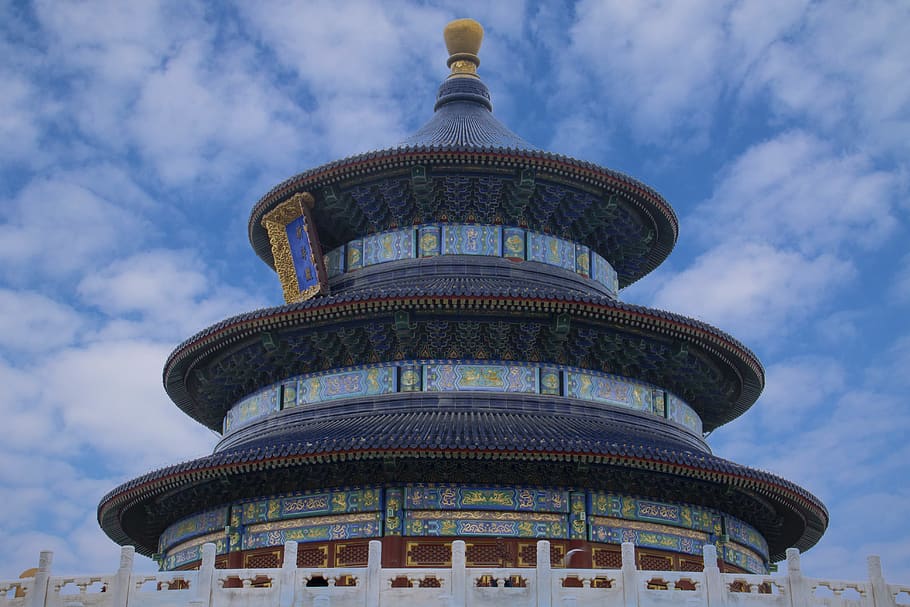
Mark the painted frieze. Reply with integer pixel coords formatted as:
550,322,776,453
163,536,229,571
384,488,404,536
539,367,560,396
527,232,576,272
159,506,230,554
502,227,526,260
405,510,567,539
405,485,568,513
223,386,280,433
323,223,619,297
441,224,501,256
575,244,591,277
591,251,618,294
589,493,723,538
418,225,441,257
589,518,707,560
723,544,767,575
324,245,345,278
565,371,654,413
667,394,703,435
296,367,397,405
423,362,539,393
725,515,769,556
362,228,416,266
243,512,382,550
346,238,363,271
240,488,382,524
222,361,702,436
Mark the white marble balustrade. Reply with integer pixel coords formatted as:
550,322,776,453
3,540,908,607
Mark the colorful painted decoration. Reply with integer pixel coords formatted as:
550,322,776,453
418,225,441,257
362,228,416,266
441,224,501,256
322,224,619,296
223,386,280,433
296,367,397,405
260,192,328,303
423,363,539,393
222,361,702,436
158,485,768,574
527,232,576,271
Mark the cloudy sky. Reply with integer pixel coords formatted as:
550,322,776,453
1,0,908,584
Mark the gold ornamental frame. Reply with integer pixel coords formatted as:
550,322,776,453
261,192,329,303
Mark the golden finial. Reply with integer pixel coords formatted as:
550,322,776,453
444,18,483,78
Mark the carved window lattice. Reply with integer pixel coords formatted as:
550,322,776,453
679,558,703,572
335,543,369,567
407,543,451,566
214,556,229,570
593,549,622,569
640,553,673,571
418,577,442,588
465,543,502,566
297,546,328,568
244,551,280,569
518,543,565,568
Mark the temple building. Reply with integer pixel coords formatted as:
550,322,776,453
98,19,827,575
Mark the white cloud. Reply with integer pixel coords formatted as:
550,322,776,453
0,72,42,165
750,1,910,156
758,357,844,431
0,290,83,355
77,249,265,342
651,241,853,342
691,131,899,254
0,178,149,281
128,40,307,184
37,339,216,471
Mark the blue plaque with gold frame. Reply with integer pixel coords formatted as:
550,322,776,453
261,192,329,303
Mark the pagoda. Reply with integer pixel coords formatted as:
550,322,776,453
98,19,827,575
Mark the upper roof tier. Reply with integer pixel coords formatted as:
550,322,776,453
248,20,678,288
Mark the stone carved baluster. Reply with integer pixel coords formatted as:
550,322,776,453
537,540,552,607
27,552,52,607
786,548,811,607
867,555,895,607
620,542,638,607
111,546,133,607
191,544,215,607
452,540,466,607
366,540,381,607
702,544,727,607
279,542,296,607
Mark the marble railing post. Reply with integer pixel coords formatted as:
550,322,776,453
867,555,895,607
366,540,381,607
279,541,297,607
620,542,638,607
26,551,52,607
785,548,810,607
536,540,551,607
452,540,466,607
702,544,727,607
110,546,134,607
191,543,216,607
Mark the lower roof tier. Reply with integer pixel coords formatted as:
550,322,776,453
155,484,771,574
98,403,827,563
165,283,763,433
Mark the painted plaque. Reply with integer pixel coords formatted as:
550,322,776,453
261,192,329,303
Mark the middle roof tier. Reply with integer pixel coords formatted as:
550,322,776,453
164,284,763,434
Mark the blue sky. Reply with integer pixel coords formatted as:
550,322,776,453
1,0,908,584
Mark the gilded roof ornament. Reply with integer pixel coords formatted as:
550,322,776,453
444,18,483,78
